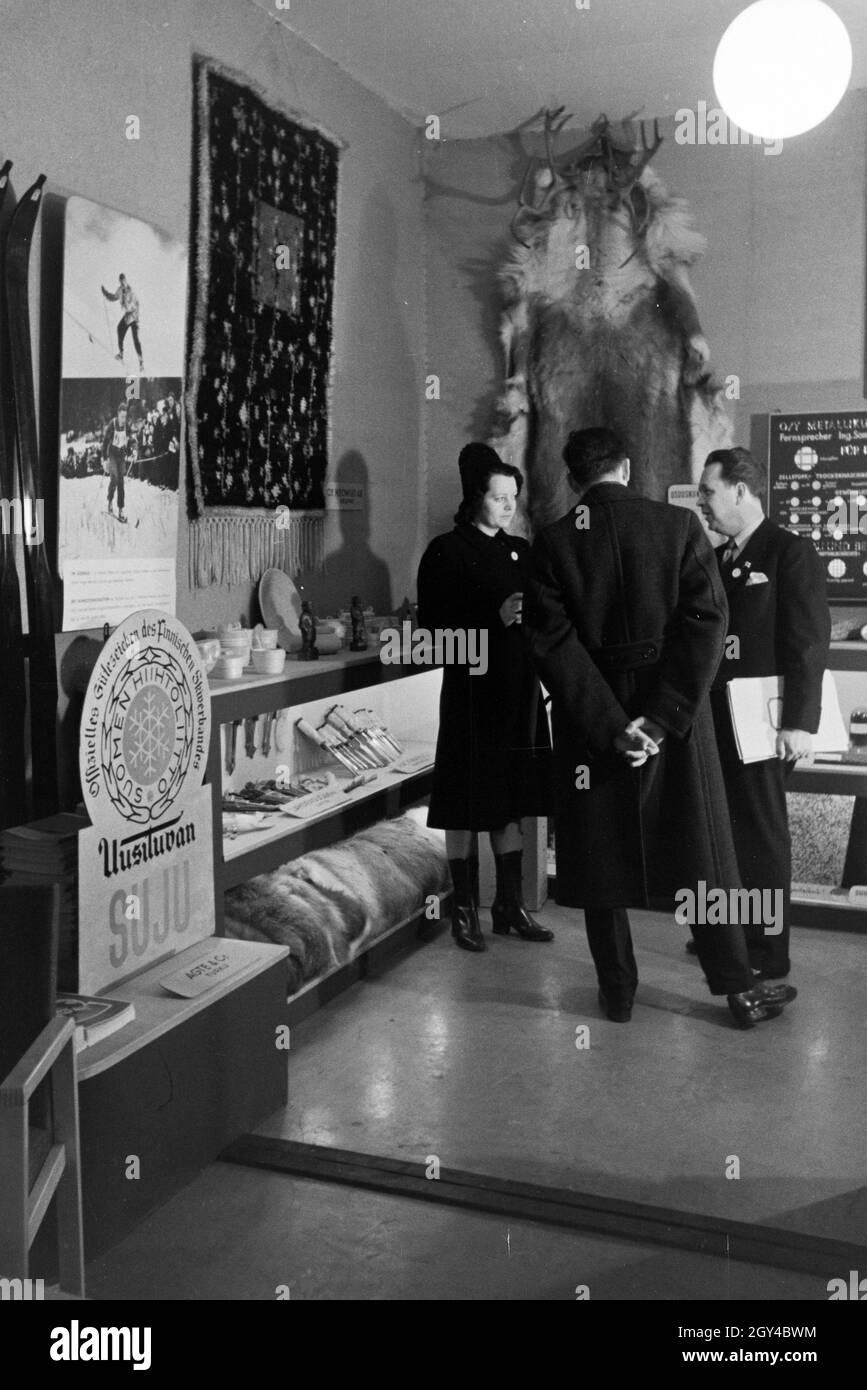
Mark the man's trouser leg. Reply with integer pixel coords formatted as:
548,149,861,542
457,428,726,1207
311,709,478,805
690,920,754,996
713,696,792,976
584,908,638,1001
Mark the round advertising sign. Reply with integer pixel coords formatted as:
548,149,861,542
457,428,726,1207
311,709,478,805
79,610,211,831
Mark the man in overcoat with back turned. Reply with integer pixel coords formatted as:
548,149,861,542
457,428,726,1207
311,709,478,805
523,427,797,1029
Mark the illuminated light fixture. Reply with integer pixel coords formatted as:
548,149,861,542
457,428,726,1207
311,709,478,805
713,0,852,140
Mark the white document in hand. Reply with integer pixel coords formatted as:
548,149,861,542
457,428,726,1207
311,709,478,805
726,670,847,764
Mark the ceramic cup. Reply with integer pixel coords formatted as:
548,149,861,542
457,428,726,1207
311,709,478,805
195,639,221,673
212,652,245,679
251,648,286,675
251,626,280,650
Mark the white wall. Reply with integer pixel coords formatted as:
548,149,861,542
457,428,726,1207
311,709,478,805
0,0,427,630
0,0,428,804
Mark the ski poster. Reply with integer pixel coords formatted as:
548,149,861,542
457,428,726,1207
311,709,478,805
57,197,187,631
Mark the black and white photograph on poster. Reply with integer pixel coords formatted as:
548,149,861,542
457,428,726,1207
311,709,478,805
60,196,187,381
57,195,187,630
5,0,867,1343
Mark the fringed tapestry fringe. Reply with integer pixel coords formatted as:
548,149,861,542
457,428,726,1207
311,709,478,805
188,510,325,588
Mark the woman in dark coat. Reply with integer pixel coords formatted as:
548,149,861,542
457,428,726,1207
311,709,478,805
416,443,552,952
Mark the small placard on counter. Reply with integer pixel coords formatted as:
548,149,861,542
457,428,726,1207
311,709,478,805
280,783,372,819
791,882,840,900
159,938,256,998
388,750,435,776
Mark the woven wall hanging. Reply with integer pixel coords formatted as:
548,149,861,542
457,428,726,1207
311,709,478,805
186,56,342,587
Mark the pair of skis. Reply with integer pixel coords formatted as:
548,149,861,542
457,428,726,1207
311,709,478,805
0,165,58,827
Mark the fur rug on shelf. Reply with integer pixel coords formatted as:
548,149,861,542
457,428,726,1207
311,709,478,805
223,810,449,996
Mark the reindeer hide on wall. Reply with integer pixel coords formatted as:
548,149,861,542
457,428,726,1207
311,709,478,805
490,112,732,533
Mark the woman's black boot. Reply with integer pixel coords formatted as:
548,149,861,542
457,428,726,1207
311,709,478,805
448,857,485,952
492,850,554,941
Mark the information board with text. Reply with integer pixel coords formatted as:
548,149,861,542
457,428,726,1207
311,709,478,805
768,412,867,602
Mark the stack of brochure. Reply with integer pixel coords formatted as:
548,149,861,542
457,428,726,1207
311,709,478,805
0,812,87,989
56,993,136,1051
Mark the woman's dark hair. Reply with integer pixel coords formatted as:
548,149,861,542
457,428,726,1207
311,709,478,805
562,427,628,493
454,443,523,525
704,446,767,497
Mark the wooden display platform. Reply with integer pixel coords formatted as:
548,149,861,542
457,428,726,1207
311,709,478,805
38,939,291,1266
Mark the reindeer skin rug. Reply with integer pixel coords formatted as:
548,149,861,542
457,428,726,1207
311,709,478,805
224,812,449,997
490,114,732,532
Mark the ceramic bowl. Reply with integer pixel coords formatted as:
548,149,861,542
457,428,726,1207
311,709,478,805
219,629,252,648
251,648,286,675
211,653,245,680
251,626,280,650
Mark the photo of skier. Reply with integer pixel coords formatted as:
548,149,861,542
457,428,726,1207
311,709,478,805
102,398,131,522
57,197,187,629
101,273,144,373
59,196,186,381
57,376,183,630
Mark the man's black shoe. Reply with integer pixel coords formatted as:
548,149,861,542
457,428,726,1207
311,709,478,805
598,988,633,1023
757,982,797,1006
727,985,793,1029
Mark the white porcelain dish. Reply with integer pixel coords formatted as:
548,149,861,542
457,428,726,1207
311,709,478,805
259,569,302,636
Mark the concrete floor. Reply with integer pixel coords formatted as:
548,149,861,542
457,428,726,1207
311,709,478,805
83,1161,830,1301
258,905,867,1244
81,904,867,1299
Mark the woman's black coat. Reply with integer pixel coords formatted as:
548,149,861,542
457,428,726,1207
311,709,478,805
417,523,551,830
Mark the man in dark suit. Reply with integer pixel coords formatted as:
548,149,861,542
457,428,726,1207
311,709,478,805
697,446,831,981
524,428,796,1028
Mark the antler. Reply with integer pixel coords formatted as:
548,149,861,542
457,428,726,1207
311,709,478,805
510,106,574,245
509,109,665,246
632,118,662,179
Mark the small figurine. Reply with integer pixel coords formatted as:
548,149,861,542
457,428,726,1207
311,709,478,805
349,596,368,651
299,600,319,660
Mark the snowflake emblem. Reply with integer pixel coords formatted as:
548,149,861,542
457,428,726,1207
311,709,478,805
122,687,175,785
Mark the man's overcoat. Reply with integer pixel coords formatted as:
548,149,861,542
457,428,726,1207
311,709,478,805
525,482,741,909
